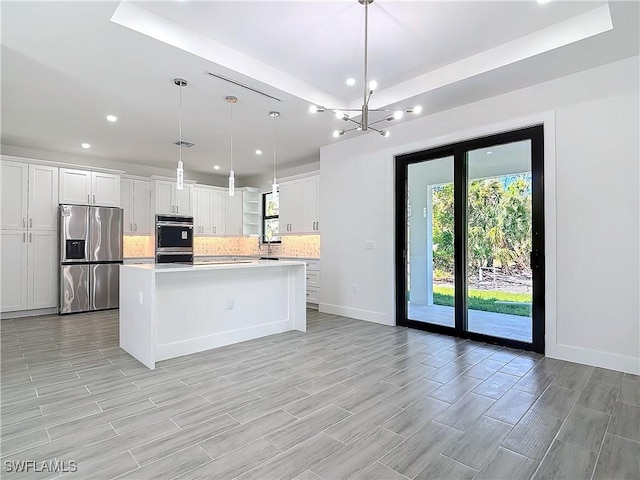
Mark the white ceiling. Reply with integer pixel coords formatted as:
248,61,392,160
1,1,638,180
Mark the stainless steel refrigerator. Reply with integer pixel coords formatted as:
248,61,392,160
59,205,123,314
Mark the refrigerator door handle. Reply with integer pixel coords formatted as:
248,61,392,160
88,194,90,204
29,233,32,243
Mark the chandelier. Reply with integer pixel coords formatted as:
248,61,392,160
309,0,422,138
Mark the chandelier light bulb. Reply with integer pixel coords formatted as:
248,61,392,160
333,129,346,138
346,78,356,86
380,130,390,137
393,110,404,120
309,105,325,113
413,105,423,114
368,80,378,92
335,111,350,121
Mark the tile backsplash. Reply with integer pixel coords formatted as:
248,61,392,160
123,235,320,259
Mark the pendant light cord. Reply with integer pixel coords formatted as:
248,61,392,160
363,0,368,107
230,101,233,171
272,115,276,181
179,83,183,164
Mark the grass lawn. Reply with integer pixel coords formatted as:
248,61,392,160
433,285,532,317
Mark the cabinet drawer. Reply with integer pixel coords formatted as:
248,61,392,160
306,287,319,304
306,270,319,287
306,260,320,271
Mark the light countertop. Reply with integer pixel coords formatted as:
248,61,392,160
122,259,306,273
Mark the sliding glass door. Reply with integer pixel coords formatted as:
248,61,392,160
396,126,544,352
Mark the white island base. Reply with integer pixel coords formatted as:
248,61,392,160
119,261,307,369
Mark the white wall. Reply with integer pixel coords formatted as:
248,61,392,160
244,160,320,193
320,56,640,374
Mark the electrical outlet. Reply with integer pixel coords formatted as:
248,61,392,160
353,284,358,293
365,240,376,250
226,298,234,310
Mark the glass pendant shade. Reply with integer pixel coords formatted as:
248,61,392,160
176,160,184,190
229,170,235,196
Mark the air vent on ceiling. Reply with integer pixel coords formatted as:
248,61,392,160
205,72,282,102
174,140,195,148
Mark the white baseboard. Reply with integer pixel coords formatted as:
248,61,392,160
155,320,294,363
546,343,640,375
319,303,393,326
1,307,58,319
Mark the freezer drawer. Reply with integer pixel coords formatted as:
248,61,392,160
90,263,120,310
60,264,89,314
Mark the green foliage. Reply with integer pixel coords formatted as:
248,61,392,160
433,285,532,317
432,174,532,275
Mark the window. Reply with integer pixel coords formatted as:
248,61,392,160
262,191,281,243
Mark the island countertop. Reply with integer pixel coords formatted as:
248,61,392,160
123,259,306,273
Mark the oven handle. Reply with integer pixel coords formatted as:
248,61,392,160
156,222,194,228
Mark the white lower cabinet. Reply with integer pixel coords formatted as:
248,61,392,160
1,231,28,312
1,230,57,313
306,259,320,307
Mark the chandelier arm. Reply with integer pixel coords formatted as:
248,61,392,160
367,117,392,127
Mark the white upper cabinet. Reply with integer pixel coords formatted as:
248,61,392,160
212,189,226,235
1,161,28,230
303,175,320,233
155,180,192,215
121,178,151,234
59,168,120,207
225,192,243,236
1,161,58,231
29,164,59,230
279,174,320,234
193,186,213,234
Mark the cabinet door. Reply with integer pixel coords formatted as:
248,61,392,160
132,180,151,234
303,175,320,233
175,185,192,215
225,193,243,236
29,164,59,231
212,190,226,235
1,161,28,230
1,230,28,312
291,180,306,233
27,231,58,309
59,168,92,205
120,179,134,234
199,188,214,234
92,172,120,207
278,182,293,234
155,181,174,214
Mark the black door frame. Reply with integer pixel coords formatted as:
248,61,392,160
394,125,545,353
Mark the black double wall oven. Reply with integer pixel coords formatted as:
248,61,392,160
155,215,194,264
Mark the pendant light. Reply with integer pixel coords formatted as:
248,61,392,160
270,111,280,196
174,78,187,190
226,96,237,196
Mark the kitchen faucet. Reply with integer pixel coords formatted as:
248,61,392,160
260,234,272,257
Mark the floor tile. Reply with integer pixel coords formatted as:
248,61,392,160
441,416,512,470
117,444,211,479
618,378,640,406
236,433,343,480
428,375,482,404
380,421,461,478
414,454,477,480
501,410,563,460
532,440,597,480
434,393,495,431
471,371,519,399
324,400,402,444
592,433,640,480
530,385,580,419
312,427,403,479
576,381,620,414
473,446,538,480
485,389,538,425
589,367,624,386
608,400,640,441
265,404,351,451
557,405,610,452
382,396,451,437
352,462,410,480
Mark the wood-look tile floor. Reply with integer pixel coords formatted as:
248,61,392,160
1,309,638,479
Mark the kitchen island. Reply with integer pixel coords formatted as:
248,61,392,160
119,260,306,369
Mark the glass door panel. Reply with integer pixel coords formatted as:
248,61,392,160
407,157,455,327
466,140,533,342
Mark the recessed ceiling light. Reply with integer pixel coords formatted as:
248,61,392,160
255,150,262,155
486,151,493,155
106,115,117,122
346,78,356,86
537,0,552,4
81,143,91,149
213,165,220,170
